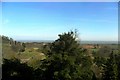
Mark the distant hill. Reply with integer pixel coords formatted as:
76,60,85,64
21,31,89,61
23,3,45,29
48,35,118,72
17,40,118,44
80,41,118,44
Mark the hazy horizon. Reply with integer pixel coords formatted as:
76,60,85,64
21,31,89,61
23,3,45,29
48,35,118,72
1,2,118,41
16,39,118,44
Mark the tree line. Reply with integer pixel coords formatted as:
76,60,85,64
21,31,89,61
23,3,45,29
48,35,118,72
1,31,120,80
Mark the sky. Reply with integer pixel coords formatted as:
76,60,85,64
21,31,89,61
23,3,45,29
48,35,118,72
1,2,118,41
1,0,119,2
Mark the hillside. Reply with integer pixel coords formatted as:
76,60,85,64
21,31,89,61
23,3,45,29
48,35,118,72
1,31,120,80
1,35,46,68
1,35,118,61
1,35,119,79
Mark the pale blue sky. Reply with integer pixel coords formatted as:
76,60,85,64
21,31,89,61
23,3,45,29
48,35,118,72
2,0,119,2
1,2,118,41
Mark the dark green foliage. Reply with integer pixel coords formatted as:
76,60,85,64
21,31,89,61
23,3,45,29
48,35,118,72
94,57,107,67
2,32,119,80
22,43,26,48
1,36,10,43
39,31,93,80
41,44,51,55
41,54,80,80
115,54,120,80
2,58,34,80
50,31,80,56
102,52,118,80
92,72,97,80
18,43,26,52
33,68,44,80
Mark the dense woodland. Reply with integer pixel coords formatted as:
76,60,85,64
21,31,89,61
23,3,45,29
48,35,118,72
1,31,120,80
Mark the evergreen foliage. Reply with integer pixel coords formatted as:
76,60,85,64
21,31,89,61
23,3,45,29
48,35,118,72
2,31,119,80
40,31,93,80
2,58,34,80
102,52,118,80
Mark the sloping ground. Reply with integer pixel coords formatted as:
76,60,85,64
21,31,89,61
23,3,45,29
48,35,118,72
16,48,46,68
2,44,18,59
18,49,45,61
2,42,46,68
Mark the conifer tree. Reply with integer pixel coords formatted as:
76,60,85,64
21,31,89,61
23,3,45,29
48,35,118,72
40,30,93,80
102,52,118,80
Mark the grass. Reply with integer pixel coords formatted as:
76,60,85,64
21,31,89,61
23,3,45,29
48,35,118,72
2,44,17,59
18,48,45,59
17,48,46,68
90,48,99,52
2,41,118,68
2,43,46,68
